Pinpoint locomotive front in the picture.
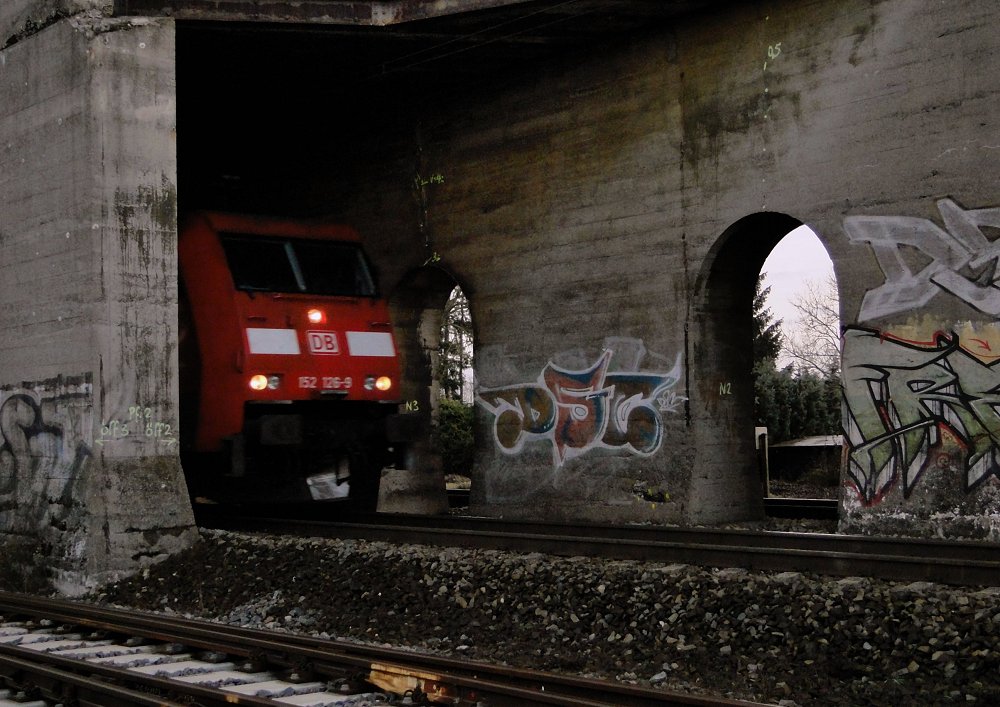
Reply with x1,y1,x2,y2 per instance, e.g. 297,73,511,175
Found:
179,212,405,507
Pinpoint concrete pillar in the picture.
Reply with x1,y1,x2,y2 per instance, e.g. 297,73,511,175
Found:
0,14,197,594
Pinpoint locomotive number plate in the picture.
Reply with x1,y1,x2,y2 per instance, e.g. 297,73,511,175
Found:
298,376,353,390
307,330,340,354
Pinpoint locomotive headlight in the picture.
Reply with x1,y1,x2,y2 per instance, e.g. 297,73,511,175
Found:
250,374,281,391
364,375,392,391
307,308,325,324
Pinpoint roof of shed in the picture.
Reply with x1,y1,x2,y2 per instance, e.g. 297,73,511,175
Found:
770,435,844,449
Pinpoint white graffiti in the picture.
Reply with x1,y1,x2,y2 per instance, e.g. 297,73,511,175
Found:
95,404,176,448
845,198,1000,321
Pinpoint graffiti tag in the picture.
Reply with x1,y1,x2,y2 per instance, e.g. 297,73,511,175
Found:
477,346,685,467
843,327,1000,504
0,377,92,526
845,198,1000,321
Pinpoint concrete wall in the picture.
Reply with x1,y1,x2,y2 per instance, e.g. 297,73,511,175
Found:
4,0,998,558
1,0,103,47
0,12,197,593
326,0,1000,535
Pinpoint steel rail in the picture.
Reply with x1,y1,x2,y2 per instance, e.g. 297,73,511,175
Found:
0,645,276,707
195,505,1000,586
759,497,838,519
448,490,839,519
0,592,771,707
0,650,188,707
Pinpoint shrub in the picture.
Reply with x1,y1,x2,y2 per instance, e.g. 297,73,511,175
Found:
434,398,475,477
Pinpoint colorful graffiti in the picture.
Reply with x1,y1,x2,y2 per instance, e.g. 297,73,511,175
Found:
845,198,1000,321
843,327,1000,504
0,377,93,526
476,340,685,467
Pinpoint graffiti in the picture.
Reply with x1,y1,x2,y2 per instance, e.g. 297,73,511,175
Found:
476,340,686,467
0,377,93,526
843,327,1000,505
763,41,782,71
95,404,176,448
845,198,1000,321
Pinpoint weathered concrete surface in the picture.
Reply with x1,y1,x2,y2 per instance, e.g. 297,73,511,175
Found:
0,14,197,593
377,467,449,515
4,0,999,554
317,0,1000,534
0,0,102,48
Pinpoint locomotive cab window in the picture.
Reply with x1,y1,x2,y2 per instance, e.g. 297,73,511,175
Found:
221,234,377,297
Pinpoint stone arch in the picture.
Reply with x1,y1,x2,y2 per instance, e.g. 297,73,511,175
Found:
388,265,474,505
389,266,470,416
689,212,838,523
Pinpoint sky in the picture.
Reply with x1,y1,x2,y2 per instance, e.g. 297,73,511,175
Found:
761,224,836,363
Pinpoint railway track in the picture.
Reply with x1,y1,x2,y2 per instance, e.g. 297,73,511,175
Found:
0,592,768,707
195,503,1000,586
448,491,839,519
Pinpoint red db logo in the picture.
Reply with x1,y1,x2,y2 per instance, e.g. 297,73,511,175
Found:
307,331,340,354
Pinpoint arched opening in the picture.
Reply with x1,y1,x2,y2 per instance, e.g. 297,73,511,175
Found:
691,212,830,523
759,226,842,500
387,267,475,511
437,286,476,497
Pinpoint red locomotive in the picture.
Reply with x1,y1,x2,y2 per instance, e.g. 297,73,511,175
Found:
178,211,405,506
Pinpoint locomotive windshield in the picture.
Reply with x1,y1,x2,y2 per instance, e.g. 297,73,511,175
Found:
221,234,377,297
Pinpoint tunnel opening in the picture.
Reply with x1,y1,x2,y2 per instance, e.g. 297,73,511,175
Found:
388,268,475,509
758,226,842,501
691,212,841,523
437,285,475,496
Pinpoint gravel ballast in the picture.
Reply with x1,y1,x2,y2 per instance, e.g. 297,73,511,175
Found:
88,528,1000,706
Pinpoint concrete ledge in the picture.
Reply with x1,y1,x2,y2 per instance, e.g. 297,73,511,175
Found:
377,468,449,515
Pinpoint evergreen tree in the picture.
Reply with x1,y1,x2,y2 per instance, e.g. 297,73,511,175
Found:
754,362,841,444
434,287,476,477
822,370,843,432
753,273,783,367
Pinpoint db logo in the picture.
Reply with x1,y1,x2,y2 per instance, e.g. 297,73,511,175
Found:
307,331,340,354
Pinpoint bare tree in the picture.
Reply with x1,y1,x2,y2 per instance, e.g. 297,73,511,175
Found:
783,275,841,377
438,286,473,402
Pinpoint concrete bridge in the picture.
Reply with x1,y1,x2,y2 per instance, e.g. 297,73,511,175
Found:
3,0,999,592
